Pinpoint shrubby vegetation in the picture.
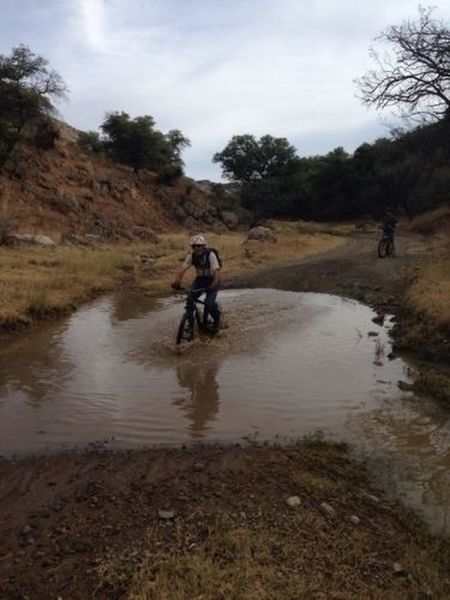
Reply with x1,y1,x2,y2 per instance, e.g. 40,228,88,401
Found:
78,112,191,178
0,45,66,169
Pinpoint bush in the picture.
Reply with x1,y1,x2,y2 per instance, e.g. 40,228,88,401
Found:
0,213,17,245
156,163,183,184
33,119,60,150
78,131,105,155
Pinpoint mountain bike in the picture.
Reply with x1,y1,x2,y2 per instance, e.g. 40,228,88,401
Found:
378,233,395,258
174,288,217,345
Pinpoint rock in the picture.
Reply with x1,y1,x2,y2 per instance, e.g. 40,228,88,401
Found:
286,496,301,508
392,562,407,576
416,417,431,426
84,234,101,244
50,192,80,214
61,231,88,246
158,509,176,520
349,515,360,525
397,380,415,392
320,502,336,518
366,494,380,503
193,462,206,472
11,233,56,246
247,226,277,243
221,210,240,230
373,360,383,367
368,331,379,337
21,525,33,536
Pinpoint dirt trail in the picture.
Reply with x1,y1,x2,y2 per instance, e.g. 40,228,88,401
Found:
225,232,426,313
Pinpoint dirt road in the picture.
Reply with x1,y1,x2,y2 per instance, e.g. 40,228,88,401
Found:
226,232,425,312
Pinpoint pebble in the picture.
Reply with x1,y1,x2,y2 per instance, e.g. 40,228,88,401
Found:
393,562,406,575
193,462,206,472
349,515,360,525
21,525,33,536
286,496,301,508
366,494,380,503
320,502,336,518
158,510,176,520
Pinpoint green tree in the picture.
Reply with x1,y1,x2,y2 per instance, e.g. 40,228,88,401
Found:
0,45,67,168
356,8,450,123
213,134,298,182
100,112,190,175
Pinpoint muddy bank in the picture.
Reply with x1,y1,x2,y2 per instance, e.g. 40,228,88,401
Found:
1,441,449,600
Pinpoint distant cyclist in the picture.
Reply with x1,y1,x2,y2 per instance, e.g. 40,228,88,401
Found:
381,210,398,256
171,234,221,332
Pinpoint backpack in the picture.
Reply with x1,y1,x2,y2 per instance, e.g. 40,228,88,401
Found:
192,248,222,270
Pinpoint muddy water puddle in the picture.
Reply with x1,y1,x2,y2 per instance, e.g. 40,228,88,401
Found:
0,289,449,533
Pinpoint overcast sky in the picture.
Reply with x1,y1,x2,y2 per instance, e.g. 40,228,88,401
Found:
1,1,450,180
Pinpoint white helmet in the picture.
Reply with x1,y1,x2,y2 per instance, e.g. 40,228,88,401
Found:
190,234,207,246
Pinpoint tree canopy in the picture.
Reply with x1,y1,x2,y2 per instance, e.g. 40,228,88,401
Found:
212,134,298,182
95,112,190,176
356,8,450,123
0,45,67,167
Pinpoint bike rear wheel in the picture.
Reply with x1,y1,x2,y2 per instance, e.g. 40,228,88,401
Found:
378,238,389,258
176,313,195,345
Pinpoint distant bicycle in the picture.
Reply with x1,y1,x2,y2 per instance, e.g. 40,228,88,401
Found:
378,232,395,258
174,288,218,345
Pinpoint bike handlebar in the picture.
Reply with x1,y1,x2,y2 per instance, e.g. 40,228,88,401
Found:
172,286,209,296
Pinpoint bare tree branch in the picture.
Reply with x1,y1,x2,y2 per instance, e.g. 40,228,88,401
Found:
356,7,450,123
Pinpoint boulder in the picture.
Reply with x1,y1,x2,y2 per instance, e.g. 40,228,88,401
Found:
247,226,277,243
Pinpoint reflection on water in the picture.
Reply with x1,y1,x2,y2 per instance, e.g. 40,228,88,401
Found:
0,289,449,534
174,360,220,440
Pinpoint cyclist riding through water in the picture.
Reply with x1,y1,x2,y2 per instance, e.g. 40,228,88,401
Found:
171,235,221,332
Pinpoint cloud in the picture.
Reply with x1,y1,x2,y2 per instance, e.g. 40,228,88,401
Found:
2,0,450,179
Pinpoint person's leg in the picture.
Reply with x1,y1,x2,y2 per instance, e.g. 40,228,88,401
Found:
205,288,221,330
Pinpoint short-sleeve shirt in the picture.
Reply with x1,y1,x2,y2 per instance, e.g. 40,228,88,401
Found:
183,249,220,277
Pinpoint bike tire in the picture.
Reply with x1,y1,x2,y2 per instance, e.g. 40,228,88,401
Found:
176,313,195,345
378,239,388,258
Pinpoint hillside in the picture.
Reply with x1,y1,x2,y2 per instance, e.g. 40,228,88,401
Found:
0,122,240,243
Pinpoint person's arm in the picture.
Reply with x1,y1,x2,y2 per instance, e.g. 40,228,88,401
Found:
208,252,220,290
171,254,191,289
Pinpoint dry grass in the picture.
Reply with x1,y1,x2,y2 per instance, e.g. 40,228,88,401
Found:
0,226,344,324
90,442,450,600
143,224,344,293
0,245,133,320
405,206,450,327
407,257,450,326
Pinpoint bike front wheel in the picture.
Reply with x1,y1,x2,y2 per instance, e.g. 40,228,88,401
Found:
176,313,195,345
378,238,389,258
